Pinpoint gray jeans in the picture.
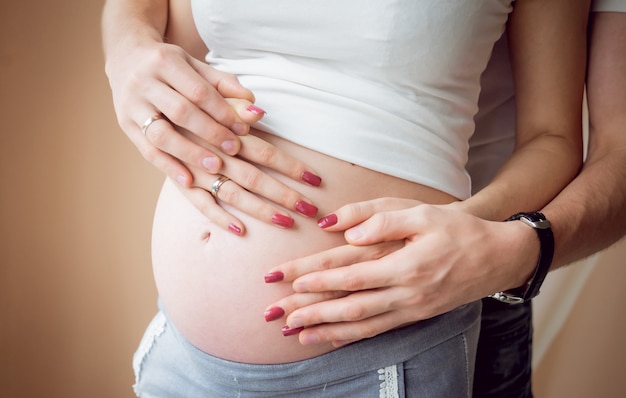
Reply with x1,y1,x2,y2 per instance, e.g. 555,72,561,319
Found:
133,301,481,397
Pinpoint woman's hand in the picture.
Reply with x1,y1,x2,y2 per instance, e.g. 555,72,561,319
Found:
105,37,256,179
179,130,323,233
264,199,537,346
105,36,322,234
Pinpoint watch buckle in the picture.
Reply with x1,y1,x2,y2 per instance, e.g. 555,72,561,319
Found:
488,291,525,305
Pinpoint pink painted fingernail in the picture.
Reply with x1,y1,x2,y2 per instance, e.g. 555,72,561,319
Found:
301,171,322,187
228,224,242,235
295,201,318,218
272,214,294,228
246,105,266,115
317,214,338,228
264,307,285,322
282,325,304,337
264,271,284,283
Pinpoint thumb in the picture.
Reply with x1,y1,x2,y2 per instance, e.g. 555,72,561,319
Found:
190,57,255,101
210,69,256,102
345,208,424,245
225,98,266,124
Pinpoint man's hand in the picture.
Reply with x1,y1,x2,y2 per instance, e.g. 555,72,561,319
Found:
265,199,537,346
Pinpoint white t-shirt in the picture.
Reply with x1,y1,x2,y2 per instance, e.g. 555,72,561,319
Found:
192,0,514,200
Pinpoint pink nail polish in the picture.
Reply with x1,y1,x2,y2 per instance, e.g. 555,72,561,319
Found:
295,201,318,218
264,271,284,283
264,307,285,322
301,171,322,187
317,214,338,228
272,214,294,228
282,325,304,337
228,224,242,235
246,105,266,115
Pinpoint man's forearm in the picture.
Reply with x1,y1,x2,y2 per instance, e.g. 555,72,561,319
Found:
545,148,626,268
544,12,626,269
102,0,168,62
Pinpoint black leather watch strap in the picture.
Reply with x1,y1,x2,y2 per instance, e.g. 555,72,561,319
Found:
489,212,555,304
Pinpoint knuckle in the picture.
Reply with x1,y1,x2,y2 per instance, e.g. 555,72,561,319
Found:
209,101,236,126
344,202,364,219
369,212,392,232
343,200,375,221
167,99,190,123
366,244,389,261
152,46,170,64
196,199,216,216
141,146,160,164
241,170,263,191
256,143,279,166
323,291,344,300
414,203,433,220
217,184,239,204
316,329,337,343
315,255,335,271
363,325,382,339
399,266,422,286
343,273,366,291
342,301,367,321
189,82,211,104
282,190,302,209
249,202,276,221
146,124,168,147
402,293,430,315
126,71,143,92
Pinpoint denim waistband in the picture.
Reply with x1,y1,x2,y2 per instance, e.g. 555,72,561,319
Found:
159,299,481,392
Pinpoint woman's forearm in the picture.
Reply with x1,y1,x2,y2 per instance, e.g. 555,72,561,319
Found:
459,0,589,222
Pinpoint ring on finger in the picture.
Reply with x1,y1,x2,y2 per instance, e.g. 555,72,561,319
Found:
141,113,163,136
211,175,230,198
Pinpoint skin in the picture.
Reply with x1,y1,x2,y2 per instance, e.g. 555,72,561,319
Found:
102,0,324,235
266,9,626,347
103,0,592,351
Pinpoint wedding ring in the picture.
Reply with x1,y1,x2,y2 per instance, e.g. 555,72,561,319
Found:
141,113,163,136
211,175,230,198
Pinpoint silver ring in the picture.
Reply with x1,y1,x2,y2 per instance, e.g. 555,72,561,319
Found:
141,113,163,136
210,175,230,198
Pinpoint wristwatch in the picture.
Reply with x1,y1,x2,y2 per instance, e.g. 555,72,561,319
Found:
489,212,555,304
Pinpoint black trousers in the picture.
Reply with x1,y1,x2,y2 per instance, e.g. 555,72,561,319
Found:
473,298,534,398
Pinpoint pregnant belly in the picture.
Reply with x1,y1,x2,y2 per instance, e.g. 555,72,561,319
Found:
151,132,458,364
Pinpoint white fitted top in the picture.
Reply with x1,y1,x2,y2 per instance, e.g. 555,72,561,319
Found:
191,0,513,199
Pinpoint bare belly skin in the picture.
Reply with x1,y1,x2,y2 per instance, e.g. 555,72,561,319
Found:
151,130,458,364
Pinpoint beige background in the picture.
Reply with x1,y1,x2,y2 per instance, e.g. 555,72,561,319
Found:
0,1,624,397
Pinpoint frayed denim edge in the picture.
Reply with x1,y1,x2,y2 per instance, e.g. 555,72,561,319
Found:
132,312,167,397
